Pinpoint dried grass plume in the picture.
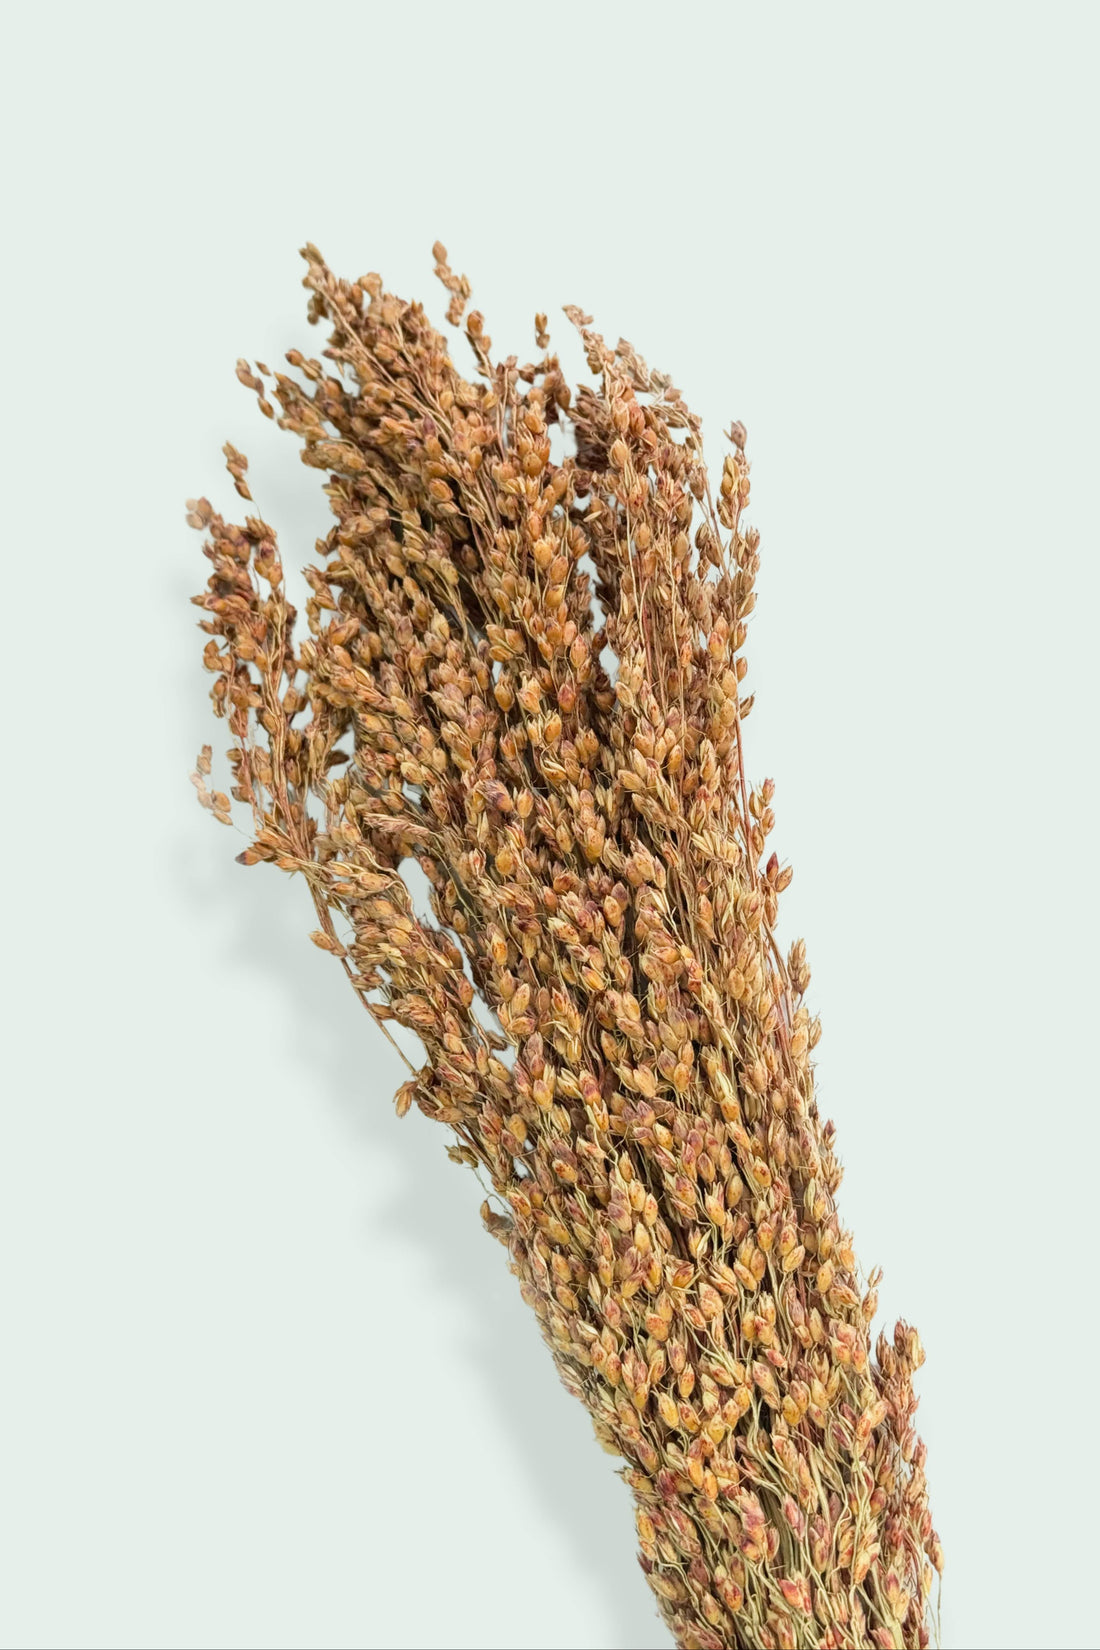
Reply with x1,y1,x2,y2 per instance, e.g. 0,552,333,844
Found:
188,242,942,1650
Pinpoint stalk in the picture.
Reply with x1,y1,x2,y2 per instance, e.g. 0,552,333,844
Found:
189,242,942,1650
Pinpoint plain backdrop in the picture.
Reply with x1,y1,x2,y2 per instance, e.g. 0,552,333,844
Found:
3,5,1098,1648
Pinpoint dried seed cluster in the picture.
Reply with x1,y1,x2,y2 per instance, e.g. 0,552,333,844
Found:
189,243,941,1650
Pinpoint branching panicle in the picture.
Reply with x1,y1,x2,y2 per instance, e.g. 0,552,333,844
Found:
189,244,941,1650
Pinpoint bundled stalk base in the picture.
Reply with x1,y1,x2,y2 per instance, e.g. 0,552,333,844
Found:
189,243,942,1650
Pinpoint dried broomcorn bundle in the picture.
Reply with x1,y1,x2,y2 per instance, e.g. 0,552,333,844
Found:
189,243,942,1650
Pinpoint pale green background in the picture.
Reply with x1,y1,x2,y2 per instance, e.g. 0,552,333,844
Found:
3,4,1096,1647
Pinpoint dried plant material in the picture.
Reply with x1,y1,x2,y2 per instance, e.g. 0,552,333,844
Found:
189,242,941,1650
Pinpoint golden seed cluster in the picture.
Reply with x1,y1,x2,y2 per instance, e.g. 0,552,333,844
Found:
189,243,941,1650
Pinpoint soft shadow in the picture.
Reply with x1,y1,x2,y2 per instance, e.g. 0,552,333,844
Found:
169,416,668,1643
174,816,668,1650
